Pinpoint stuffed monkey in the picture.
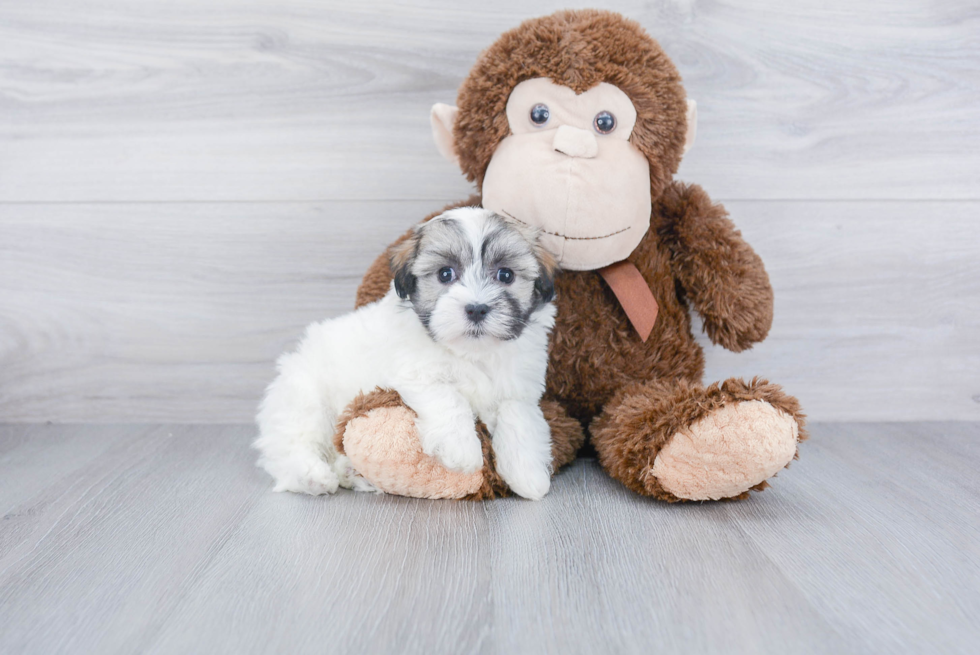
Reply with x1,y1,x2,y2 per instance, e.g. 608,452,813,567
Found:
336,9,806,501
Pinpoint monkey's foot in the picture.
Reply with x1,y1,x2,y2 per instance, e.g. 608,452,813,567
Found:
592,378,806,501
335,388,584,500
652,399,798,500
336,390,485,500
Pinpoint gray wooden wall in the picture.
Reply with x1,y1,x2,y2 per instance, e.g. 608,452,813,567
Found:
1,0,978,423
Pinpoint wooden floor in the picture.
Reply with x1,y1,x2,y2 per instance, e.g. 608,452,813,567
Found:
0,423,976,654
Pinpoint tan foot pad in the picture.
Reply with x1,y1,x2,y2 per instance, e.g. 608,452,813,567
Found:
651,400,799,501
343,406,483,500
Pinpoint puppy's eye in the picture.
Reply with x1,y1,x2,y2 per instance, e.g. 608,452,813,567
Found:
529,104,550,126
437,267,456,284
495,268,515,284
593,111,616,134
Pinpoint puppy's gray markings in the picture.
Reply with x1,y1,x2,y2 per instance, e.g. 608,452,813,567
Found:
391,211,556,341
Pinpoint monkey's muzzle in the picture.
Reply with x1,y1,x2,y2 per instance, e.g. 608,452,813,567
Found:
552,125,598,159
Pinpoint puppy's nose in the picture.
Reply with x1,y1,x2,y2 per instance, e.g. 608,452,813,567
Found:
553,125,598,158
465,303,491,323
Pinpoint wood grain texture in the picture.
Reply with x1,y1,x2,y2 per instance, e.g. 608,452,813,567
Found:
0,0,977,202
0,422,978,654
1,1,978,421
2,200,978,423
728,422,980,653
0,201,425,422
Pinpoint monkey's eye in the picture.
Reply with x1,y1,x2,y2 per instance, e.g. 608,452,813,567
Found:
529,104,550,126
438,267,457,284
593,111,616,134
495,268,515,284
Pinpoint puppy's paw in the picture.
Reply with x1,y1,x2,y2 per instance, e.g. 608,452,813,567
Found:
497,458,551,501
333,455,382,494
269,452,340,496
420,418,483,474
434,436,484,474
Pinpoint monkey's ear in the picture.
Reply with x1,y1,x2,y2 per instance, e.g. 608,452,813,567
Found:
430,103,460,165
683,99,697,154
389,232,420,300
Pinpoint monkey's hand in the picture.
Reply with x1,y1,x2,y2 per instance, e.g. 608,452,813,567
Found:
654,181,774,352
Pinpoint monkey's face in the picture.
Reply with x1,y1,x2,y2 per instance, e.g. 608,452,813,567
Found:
480,78,652,271
431,10,697,272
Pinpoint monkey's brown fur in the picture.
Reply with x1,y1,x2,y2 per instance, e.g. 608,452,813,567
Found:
348,10,806,501
453,10,688,200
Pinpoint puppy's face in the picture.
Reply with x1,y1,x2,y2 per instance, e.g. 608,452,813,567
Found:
389,207,557,343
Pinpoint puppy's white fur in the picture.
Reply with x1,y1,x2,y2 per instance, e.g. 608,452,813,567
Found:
254,208,556,500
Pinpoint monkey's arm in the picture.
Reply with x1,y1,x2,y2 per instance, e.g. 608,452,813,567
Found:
652,182,773,352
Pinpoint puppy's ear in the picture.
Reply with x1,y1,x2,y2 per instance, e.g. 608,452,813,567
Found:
497,212,558,304
532,243,558,305
389,230,421,300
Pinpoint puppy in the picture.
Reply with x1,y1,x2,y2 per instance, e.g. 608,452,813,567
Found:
254,207,559,500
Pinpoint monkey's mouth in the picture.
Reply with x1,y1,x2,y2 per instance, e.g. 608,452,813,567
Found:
500,210,631,241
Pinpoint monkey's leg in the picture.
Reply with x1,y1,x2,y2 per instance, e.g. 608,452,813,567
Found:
335,389,583,500
590,378,806,501
541,397,588,472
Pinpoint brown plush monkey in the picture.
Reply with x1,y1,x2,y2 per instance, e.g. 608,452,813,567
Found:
336,9,806,502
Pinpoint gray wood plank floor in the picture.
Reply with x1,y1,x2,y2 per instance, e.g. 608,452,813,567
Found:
0,423,977,654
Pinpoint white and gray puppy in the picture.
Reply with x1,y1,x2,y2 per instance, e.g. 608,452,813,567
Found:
254,207,558,500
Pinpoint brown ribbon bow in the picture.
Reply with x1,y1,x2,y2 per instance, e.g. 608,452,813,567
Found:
597,261,659,342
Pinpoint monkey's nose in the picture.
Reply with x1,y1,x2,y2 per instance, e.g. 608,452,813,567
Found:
465,303,490,323
553,125,598,158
